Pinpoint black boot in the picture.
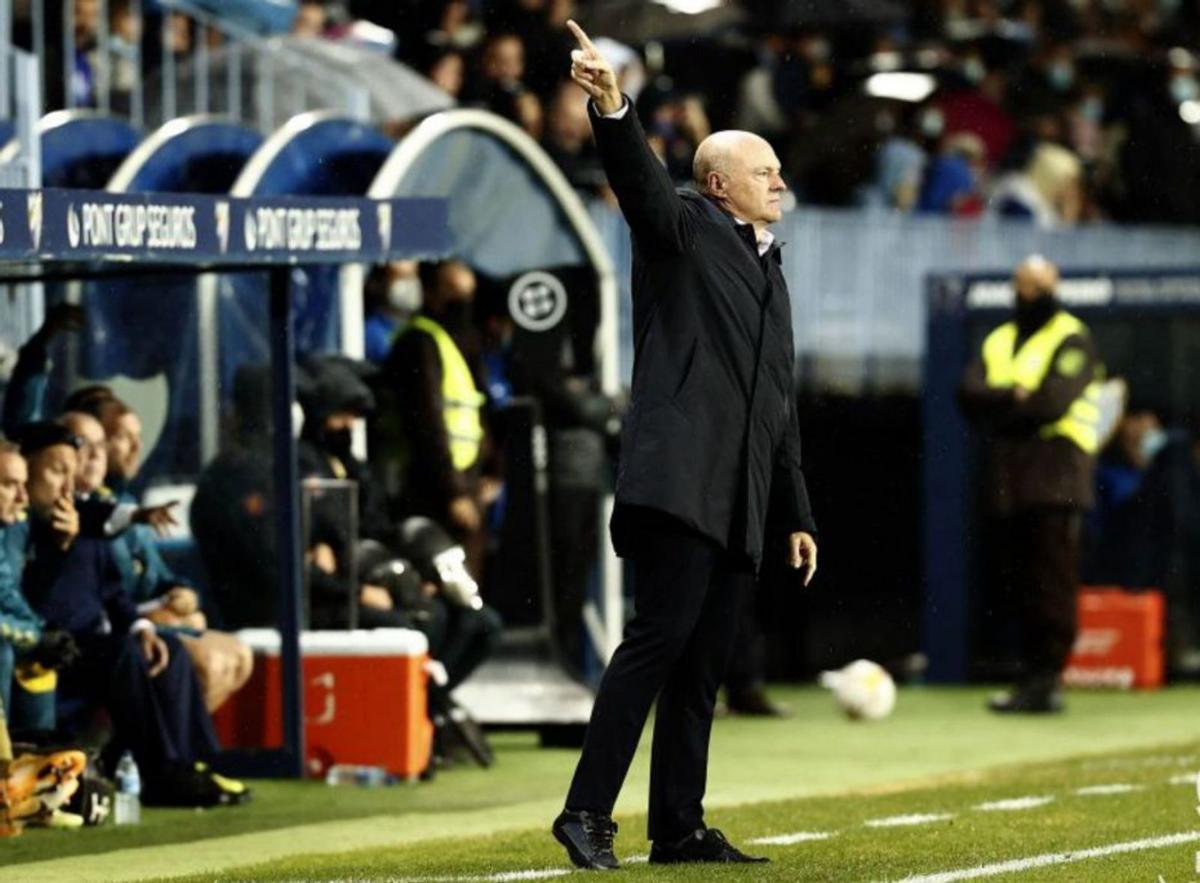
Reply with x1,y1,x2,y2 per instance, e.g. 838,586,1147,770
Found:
650,827,769,864
552,809,619,870
987,675,1064,714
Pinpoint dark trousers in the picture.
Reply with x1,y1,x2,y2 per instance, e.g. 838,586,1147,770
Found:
61,632,218,776
724,601,767,697
1001,508,1082,681
565,511,752,842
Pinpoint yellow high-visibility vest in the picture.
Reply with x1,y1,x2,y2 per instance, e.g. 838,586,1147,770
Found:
409,315,485,471
981,310,1103,455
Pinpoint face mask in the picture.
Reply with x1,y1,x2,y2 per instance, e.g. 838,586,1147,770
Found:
1081,96,1103,123
1015,292,1057,332
1048,61,1075,92
1140,427,1168,464
1170,75,1199,104
437,300,474,334
919,108,944,138
387,277,422,312
319,427,353,459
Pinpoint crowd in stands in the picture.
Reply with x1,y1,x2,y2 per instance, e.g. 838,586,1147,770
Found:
33,0,1200,226
331,0,1200,226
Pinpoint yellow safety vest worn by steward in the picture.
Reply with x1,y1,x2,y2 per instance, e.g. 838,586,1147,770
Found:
981,310,1103,455
408,315,485,471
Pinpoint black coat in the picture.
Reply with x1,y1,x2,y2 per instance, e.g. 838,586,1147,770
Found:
590,100,816,568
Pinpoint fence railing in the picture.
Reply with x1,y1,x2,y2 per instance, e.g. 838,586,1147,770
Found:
0,44,41,188
11,0,371,136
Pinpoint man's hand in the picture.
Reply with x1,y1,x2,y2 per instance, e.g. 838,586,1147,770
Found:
787,532,818,586
307,542,338,575
449,495,481,532
148,607,207,630
360,584,394,611
51,494,79,550
138,628,170,677
567,20,622,115
30,629,81,671
479,476,503,507
133,501,179,537
163,587,199,617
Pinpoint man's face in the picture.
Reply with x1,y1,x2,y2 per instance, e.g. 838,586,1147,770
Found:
324,412,357,433
441,262,476,301
0,452,29,525
720,138,787,227
1013,260,1057,304
430,53,464,97
27,445,77,517
548,87,590,149
105,411,143,480
483,36,524,86
63,413,107,494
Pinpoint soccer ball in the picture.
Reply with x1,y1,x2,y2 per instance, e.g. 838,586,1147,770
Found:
819,659,897,721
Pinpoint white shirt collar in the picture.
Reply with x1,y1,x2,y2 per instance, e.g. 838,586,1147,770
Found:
733,216,775,256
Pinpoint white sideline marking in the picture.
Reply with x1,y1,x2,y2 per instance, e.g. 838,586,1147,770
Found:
392,871,571,883
1074,783,1142,796
974,796,1054,812
865,813,954,828
750,831,835,846
882,830,1200,883
1168,772,1199,786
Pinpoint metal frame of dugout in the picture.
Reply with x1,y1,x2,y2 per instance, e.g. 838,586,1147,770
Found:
0,186,450,777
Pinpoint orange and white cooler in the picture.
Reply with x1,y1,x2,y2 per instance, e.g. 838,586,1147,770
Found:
212,628,432,779
1064,588,1164,689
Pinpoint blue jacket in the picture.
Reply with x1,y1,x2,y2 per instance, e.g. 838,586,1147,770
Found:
107,481,190,603
0,520,41,648
22,517,138,637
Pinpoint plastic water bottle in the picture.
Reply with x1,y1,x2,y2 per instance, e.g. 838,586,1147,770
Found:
113,751,142,825
324,764,395,787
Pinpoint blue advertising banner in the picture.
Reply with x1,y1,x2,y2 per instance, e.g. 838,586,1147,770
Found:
0,189,37,258
0,188,450,265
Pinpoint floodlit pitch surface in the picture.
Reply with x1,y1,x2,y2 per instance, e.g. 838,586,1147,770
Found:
8,686,1200,883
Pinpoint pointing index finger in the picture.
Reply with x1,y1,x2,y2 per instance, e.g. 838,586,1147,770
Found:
566,19,596,53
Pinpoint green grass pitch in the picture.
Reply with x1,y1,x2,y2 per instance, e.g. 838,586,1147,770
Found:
7,685,1200,882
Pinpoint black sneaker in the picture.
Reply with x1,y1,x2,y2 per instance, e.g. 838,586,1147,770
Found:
987,681,1064,714
726,686,790,718
143,761,252,807
433,706,494,769
649,827,768,864
552,809,619,870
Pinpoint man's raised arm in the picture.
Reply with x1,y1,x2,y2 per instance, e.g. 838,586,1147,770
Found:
567,20,690,253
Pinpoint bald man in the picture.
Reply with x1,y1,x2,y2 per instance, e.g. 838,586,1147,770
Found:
959,255,1106,714
551,22,817,869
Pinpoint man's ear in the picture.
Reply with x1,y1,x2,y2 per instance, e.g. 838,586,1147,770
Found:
706,172,724,195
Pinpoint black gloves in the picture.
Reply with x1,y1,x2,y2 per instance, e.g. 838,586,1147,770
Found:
29,629,82,671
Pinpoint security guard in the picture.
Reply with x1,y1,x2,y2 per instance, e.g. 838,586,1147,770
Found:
959,255,1105,713
380,260,490,575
